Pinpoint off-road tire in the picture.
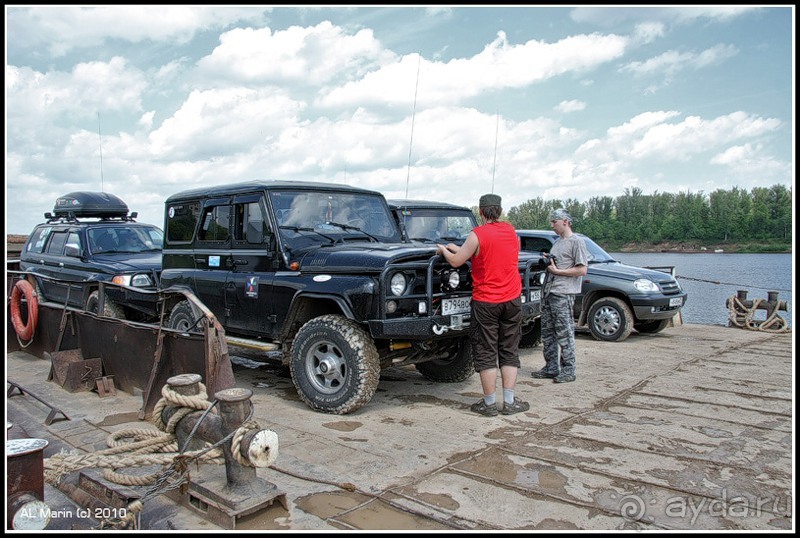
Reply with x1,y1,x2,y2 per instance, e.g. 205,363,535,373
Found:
290,314,380,414
520,319,542,348
635,319,671,334
414,338,474,382
587,297,633,342
86,290,126,319
168,300,202,334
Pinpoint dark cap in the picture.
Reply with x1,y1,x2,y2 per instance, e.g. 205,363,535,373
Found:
479,193,502,207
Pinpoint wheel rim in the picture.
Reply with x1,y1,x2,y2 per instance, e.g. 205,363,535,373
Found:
592,305,621,337
174,316,193,332
304,340,347,394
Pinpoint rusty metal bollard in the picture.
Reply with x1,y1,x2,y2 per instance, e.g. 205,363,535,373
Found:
727,290,789,330
7,438,51,530
159,374,285,528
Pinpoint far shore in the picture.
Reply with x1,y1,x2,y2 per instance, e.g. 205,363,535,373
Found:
611,241,791,254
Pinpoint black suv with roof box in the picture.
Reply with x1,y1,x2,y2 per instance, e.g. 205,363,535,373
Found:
19,192,163,319
389,198,548,347
518,229,687,342
159,180,483,414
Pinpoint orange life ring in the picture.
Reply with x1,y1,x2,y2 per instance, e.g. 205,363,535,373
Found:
10,279,38,341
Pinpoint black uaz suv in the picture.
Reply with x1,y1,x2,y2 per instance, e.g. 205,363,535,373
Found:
159,181,487,414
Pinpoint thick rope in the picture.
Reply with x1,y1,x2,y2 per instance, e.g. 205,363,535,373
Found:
43,382,224,530
230,420,261,467
727,296,791,333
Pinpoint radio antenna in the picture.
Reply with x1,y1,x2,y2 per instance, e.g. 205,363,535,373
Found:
491,111,499,193
405,55,421,198
97,112,105,191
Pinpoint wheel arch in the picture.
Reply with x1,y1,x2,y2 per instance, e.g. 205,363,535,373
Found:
281,292,356,341
577,288,634,326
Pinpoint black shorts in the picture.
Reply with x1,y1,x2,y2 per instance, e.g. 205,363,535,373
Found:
469,297,522,372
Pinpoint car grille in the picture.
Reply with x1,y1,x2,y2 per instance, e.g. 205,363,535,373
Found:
659,280,681,295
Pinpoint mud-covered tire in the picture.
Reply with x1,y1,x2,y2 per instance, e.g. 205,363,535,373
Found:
290,314,380,414
414,338,474,382
86,290,126,319
168,300,202,334
635,319,670,334
587,297,633,342
519,319,542,348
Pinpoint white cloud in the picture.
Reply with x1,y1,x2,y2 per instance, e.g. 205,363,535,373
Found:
554,100,586,113
7,6,270,56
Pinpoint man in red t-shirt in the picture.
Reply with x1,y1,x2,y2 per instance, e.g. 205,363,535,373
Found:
437,194,529,417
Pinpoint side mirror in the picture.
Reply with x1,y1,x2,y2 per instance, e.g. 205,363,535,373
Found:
64,244,81,258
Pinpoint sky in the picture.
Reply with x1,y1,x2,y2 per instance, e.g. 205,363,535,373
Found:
4,5,795,235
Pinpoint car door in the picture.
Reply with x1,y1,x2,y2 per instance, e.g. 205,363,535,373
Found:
224,194,277,336
192,197,233,322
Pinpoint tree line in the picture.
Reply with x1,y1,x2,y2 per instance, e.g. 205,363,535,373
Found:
493,184,792,252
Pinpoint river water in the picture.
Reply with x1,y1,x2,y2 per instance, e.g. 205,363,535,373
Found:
609,252,794,329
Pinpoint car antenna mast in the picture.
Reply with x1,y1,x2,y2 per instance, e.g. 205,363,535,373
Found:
405,54,421,199
97,112,105,192
491,111,499,193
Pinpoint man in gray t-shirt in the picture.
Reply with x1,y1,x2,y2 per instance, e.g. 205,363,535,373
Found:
532,209,588,383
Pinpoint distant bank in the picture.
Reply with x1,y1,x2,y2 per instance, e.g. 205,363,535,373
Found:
610,240,791,254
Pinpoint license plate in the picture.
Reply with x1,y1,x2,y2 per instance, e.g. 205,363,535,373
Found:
531,290,541,302
442,297,471,315
669,297,683,307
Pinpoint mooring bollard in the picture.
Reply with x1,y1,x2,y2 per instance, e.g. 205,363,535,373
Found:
726,290,789,332
7,438,51,530
159,374,285,528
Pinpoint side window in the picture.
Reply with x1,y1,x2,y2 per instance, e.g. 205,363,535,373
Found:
65,231,82,257
166,202,200,243
199,205,231,242
46,231,69,255
233,201,269,244
522,237,552,253
26,226,52,254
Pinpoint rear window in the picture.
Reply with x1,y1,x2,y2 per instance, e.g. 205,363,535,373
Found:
25,226,53,254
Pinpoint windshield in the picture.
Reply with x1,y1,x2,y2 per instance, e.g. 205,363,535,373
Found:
396,208,477,243
270,190,401,249
89,225,163,254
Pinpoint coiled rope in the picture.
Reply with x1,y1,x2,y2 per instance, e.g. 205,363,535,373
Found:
43,381,264,529
727,296,791,333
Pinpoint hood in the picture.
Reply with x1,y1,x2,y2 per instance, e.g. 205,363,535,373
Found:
588,261,675,283
295,242,440,272
90,252,163,273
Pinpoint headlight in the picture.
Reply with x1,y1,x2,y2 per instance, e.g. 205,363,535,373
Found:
112,274,153,287
390,273,407,296
446,270,460,290
536,272,547,285
130,274,153,287
633,278,659,292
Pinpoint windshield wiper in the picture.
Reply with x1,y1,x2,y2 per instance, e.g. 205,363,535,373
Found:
325,222,379,242
279,226,337,244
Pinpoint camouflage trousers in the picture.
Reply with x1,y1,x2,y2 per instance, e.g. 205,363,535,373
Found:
541,293,576,376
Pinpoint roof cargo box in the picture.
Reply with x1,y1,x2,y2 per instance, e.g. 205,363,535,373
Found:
53,191,129,218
